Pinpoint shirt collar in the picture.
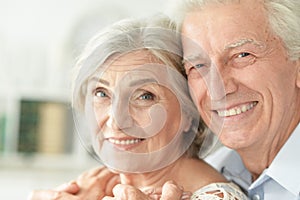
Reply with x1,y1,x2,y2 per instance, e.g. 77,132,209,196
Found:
265,123,300,196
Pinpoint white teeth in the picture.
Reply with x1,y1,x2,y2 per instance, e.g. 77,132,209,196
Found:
242,105,247,112
108,138,142,145
217,102,257,117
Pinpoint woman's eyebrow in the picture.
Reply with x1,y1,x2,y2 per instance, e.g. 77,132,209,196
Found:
89,77,110,86
129,78,157,87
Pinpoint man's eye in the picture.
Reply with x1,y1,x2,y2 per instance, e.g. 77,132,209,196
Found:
237,52,250,58
231,52,256,68
195,63,206,68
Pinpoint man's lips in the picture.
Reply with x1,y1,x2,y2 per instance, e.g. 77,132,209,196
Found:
107,138,145,145
214,101,258,117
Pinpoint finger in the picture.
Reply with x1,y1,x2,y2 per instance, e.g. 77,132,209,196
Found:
55,182,80,194
181,191,193,200
27,190,79,200
102,197,115,200
77,166,105,179
77,167,116,185
94,167,117,182
148,193,162,200
112,184,152,200
87,165,108,177
105,175,121,196
142,186,162,200
75,168,118,199
160,181,183,200
142,186,162,196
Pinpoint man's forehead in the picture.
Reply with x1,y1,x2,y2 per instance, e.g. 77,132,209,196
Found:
182,37,265,63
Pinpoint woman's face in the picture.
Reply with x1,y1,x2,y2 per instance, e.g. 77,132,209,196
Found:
86,50,182,154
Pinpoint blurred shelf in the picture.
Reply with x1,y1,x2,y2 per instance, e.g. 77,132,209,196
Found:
0,95,99,171
0,152,100,171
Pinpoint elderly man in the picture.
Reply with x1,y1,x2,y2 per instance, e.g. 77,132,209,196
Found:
178,0,300,199
28,1,300,199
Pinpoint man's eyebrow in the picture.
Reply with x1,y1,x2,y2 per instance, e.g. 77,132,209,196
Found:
183,39,265,65
129,78,157,87
225,38,262,49
182,54,206,65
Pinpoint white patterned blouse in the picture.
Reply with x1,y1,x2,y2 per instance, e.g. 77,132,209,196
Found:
191,182,248,200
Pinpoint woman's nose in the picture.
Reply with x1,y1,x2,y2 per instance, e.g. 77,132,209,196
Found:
106,108,119,130
106,107,133,130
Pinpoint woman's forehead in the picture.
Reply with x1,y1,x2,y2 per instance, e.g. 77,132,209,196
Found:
104,50,162,71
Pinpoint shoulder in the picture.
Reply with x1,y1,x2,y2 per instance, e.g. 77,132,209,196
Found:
191,182,248,200
182,158,227,182
204,146,241,171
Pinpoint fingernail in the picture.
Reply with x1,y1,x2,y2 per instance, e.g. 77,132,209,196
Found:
181,191,192,200
68,181,79,189
179,185,184,191
68,180,76,185
149,194,161,200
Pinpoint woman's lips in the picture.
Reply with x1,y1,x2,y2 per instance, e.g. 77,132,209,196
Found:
108,138,144,145
106,137,145,151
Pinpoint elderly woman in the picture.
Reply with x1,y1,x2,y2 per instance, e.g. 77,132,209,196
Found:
28,15,247,200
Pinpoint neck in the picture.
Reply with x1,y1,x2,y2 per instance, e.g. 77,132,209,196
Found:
113,156,226,192
238,121,299,181
117,157,185,190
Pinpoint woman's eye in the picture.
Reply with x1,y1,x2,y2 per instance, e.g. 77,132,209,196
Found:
95,90,107,97
131,91,156,107
92,88,111,107
139,92,154,100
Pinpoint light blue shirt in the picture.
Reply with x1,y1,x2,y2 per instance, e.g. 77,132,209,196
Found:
205,124,300,200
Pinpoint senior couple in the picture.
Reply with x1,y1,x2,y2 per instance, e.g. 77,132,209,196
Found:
29,0,300,199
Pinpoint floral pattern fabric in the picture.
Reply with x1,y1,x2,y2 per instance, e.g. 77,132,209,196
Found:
191,182,248,200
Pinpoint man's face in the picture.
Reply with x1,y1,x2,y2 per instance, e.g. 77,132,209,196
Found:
182,0,300,150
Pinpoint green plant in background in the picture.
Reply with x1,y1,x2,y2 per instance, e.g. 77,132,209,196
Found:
0,114,5,152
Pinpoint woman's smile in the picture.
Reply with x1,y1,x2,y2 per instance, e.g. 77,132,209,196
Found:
106,137,145,151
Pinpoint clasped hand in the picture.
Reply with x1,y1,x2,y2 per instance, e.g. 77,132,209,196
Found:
27,166,191,200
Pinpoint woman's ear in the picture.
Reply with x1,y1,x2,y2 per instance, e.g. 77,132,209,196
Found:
297,60,300,89
183,115,193,132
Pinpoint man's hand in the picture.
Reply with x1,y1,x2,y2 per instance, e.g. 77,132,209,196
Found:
102,180,191,200
75,166,120,198
27,182,80,200
27,166,119,200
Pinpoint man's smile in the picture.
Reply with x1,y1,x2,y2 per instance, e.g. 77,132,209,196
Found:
214,101,258,117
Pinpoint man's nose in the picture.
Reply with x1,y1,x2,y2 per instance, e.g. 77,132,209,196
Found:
206,61,238,101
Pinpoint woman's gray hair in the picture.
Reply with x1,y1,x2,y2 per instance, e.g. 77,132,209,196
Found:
72,14,209,159
72,15,183,110
168,0,300,60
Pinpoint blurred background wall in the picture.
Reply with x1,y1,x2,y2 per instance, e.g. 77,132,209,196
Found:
0,0,168,198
